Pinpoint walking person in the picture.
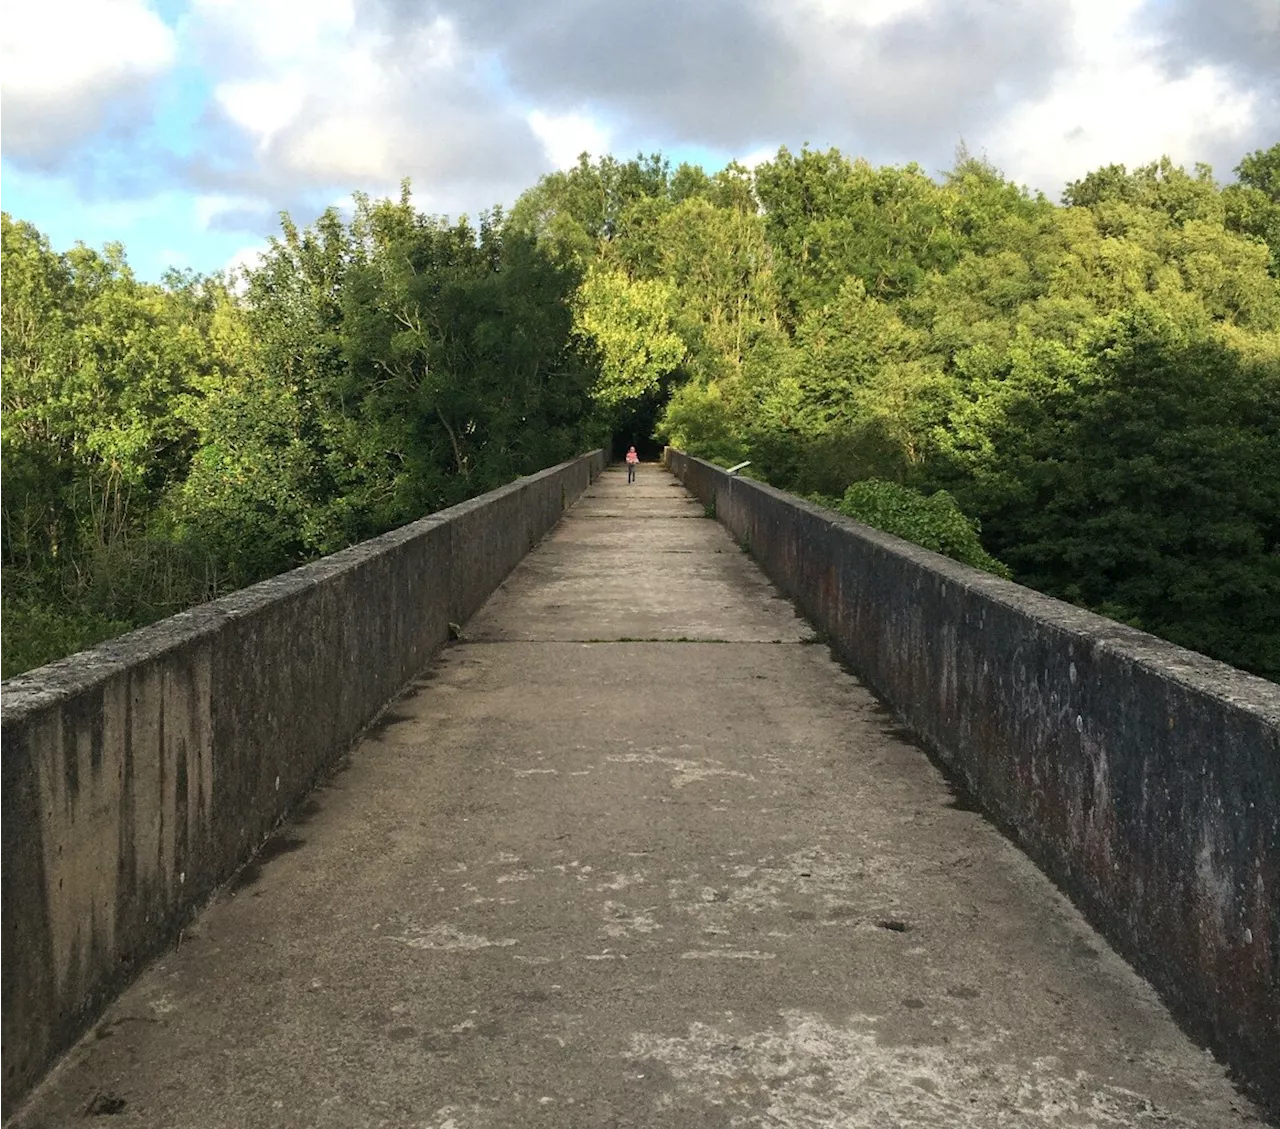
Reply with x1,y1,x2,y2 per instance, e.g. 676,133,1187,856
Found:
626,445,639,484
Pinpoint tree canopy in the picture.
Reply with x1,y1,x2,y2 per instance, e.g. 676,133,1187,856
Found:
1,196,605,675
5,143,1278,681
534,143,1280,679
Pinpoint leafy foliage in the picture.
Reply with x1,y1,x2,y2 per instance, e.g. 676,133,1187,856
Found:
575,266,685,407
7,141,1280,682
2,194,604,676
1,602,134,680
515,144,1280,681
821,479,1011,578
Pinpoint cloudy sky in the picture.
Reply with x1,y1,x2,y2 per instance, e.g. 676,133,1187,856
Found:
2,0,1276,280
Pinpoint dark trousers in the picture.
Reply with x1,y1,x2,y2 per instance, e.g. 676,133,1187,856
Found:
627,463,636,482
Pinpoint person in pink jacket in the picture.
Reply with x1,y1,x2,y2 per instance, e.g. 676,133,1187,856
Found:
625,446,639,483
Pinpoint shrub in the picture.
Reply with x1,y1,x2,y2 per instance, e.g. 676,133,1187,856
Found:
828,478,1011,578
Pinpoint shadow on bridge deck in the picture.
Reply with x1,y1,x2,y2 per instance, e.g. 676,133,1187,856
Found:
13,464,1267,1128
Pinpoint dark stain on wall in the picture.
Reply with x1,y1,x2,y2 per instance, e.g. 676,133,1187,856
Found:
1,726,52,1105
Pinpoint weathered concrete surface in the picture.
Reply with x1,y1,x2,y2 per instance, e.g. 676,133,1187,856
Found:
667,449,1280,1116
0,451,605,1115
11,465,1269,1128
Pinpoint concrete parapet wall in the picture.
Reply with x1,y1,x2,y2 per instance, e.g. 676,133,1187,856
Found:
0,450,606,1112
667,448,1280,1110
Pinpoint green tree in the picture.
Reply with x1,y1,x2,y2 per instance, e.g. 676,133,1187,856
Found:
1235,144,1280,201
956,307,1280,677
507,153,671,267
575,265,685,409
1224,144,1280,277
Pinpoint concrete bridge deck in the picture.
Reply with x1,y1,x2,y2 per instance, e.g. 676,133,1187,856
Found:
13,466,1265,1128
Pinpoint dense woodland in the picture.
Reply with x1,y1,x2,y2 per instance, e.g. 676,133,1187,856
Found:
4,144,1279,680
1,197,605,676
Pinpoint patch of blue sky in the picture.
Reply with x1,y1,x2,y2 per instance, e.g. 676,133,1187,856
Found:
660,143,739,173
1,160,258,282
0,26,270,281
150,62,218,162
648,141,784,174
149,0,189,25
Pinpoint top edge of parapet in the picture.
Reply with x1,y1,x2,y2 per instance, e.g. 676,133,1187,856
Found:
671,452,1280,727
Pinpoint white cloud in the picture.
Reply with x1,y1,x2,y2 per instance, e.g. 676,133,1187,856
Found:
528,110,612,170
986,0,1259,194
1,0,176,157
190,0,357,65
196,0,369,163
215,77,308,149
283,113,395,182
794,0,932,30
223,242,269,294
224,242,267,272
187,3,543,209
194,193,264,230
737,146,778,171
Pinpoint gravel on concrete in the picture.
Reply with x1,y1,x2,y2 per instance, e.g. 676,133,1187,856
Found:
11,464,1269,1128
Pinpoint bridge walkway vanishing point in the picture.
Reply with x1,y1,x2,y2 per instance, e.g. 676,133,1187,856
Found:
13,465,1268,1128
